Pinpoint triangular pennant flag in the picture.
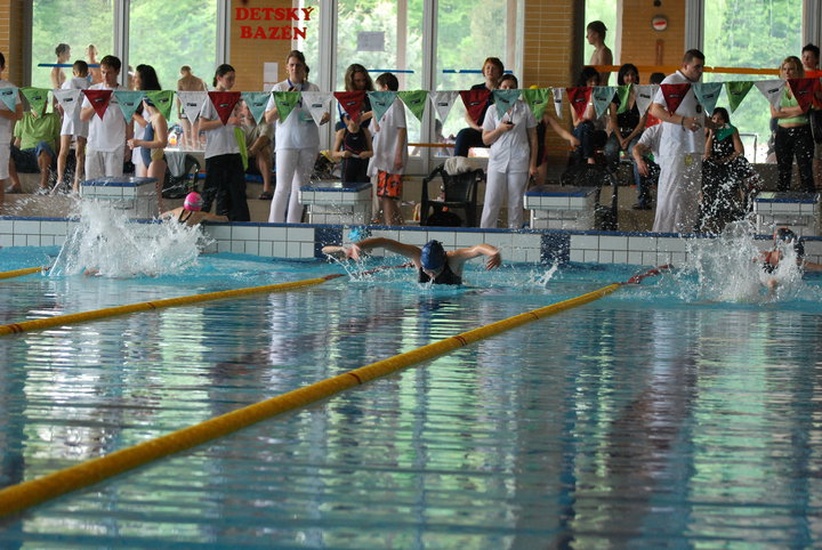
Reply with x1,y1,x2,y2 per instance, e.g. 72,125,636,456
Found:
241,91,271,124
53,88,82,118
177,91,208,123
397,90,428,122
301,91,333,126
634,85,658,115
83,89,113,119
660,82,691,114
208,91,241,125
592,86,617,119
430,90,459,123
614,85,631,114
692,82,723,115
565,86,592,120
333,90,366,121
788,78,820,112
492,89,522,119
552,87,564,117
459,88,491,125
368,91,397,122
0,86,19,112
113,90,145,121
521,88,550,121
272,91,301,123
754,79,786,111
21,87,50,114
725,81,754,113
145,90,175,120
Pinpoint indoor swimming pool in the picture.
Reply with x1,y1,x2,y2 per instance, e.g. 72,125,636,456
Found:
1,237,821,548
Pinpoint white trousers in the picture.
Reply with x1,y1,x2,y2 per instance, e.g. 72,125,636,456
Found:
652,152,701,234
269,147,317,223
480,169,529,229
85,149,125,180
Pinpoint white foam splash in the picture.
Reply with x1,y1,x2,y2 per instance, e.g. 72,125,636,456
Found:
49,200,208,278
680,221,805,303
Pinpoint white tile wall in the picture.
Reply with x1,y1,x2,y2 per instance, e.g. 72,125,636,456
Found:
3,216,821,267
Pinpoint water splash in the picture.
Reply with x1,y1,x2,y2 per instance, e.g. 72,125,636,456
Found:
679,221,805,303
49,200,209,278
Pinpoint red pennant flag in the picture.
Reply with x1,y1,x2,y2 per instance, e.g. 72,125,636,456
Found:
660,83,691,115
83,89,113,119
565,87,592,120
334,90,366,122
787,78,820,112
208,91,241,125
458,88,491,125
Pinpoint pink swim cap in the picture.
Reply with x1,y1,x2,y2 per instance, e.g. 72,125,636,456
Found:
183,192,203,212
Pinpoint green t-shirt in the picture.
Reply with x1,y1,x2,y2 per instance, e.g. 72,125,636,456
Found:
13,112,61,151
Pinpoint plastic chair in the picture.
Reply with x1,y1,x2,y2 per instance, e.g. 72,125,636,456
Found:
162,154,201,199
419,164,482,227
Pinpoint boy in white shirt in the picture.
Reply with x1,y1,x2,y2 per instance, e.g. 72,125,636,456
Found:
367,72,407,225
80,55,131,180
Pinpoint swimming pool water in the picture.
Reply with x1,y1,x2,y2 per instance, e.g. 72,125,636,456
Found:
1,250,821,548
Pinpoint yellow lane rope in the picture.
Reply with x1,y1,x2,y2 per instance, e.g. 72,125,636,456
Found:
0,273,344,337
0,266,47,280
0,282,620,518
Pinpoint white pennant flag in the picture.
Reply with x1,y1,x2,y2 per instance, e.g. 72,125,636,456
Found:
177,91,208,122
301,91,333,126
430,91,459,124
754,79,786,112
552,87,564,117
634,85,659,114
53,88,83,118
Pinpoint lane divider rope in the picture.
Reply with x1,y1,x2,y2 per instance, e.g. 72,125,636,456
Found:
0,273,344,337
0,266,48,280
0,281,622,518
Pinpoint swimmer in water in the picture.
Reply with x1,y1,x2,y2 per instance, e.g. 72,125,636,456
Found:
159,192,228,226
760,227,822,289
322,237,501,285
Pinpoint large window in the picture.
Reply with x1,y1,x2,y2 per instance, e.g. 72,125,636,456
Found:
128,0,218,101
703,0,804,162
31,0,218,129
30,0,114,89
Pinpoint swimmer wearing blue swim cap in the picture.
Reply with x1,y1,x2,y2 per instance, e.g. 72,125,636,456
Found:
322,237,501,285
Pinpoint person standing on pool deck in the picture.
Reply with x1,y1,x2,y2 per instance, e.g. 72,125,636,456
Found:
648,49,718,233
322,238,501,285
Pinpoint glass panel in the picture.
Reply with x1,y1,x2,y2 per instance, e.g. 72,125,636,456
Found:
30,0,115,90
129,0,218,130
333,0,425,158
583,1,618,69
435,0,513,158
703,0,804,162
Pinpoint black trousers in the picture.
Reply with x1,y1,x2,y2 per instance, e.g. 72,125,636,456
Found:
774,125,815,193
203,153,250,221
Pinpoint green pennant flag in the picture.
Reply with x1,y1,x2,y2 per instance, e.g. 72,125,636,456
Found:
145,90,175,120
520,88,550,120
397,90,428,122
724,81,754,114
273,91,301,122
615,85,631,114
21,87,50,115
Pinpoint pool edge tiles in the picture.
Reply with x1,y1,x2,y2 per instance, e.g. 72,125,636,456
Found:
2,215,822,266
